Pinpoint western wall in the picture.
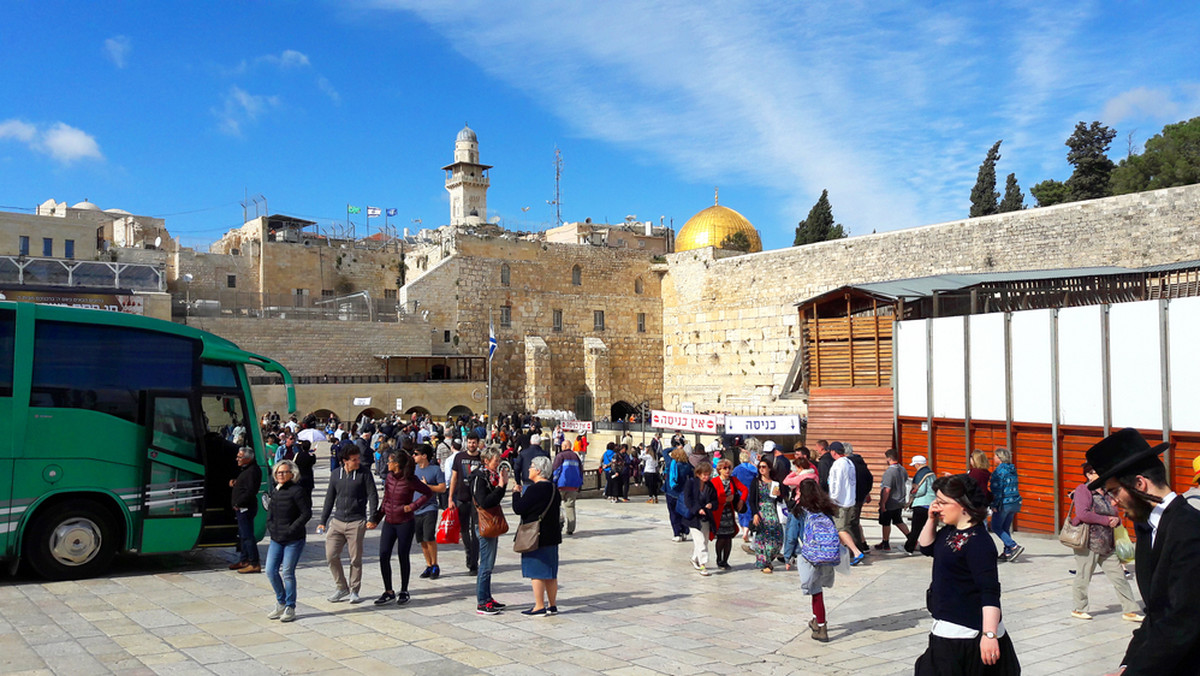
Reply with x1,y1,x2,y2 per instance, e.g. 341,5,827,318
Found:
660,184,1200,416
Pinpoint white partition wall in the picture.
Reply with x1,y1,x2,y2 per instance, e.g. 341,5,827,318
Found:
968,313,1006,421
931,316,966,419
1170,297,1200,432
1109,300,1163,430
896,319,928,418
1009,309,1053,425
1057,305,1105,427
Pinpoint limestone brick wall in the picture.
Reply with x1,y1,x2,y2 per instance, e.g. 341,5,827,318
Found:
0,212,99,259
186,316,433,378
400,234,664,415
250,381,484,421
169,248,260,298
258,241,403,303
661,184,1200,415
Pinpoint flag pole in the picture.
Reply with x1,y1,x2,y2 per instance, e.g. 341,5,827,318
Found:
487,309,493,424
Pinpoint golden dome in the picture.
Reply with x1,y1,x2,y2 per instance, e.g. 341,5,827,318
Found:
675,189,762,253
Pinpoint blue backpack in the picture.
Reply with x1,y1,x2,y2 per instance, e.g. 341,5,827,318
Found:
801,512,842,565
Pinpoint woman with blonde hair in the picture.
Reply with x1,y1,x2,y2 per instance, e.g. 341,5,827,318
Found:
967,450,991,505
265,458,311,623
664,446,694,542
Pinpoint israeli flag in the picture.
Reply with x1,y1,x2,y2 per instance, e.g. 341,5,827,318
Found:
489,320,497,361
367,206,382,218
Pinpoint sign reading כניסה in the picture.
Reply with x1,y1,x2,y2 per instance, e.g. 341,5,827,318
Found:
724,415,802,435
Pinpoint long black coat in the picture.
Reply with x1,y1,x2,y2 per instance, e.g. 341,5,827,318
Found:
682,474,717,530
1121,496,1200,675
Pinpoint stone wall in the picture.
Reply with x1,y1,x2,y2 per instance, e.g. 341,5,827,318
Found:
186,316,433,378
0,211,99,259
400,234,664,414
661,184,1200,415
250,381,484,422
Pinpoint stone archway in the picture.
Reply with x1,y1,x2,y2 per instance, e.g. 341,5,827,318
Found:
306,408,338,425
447,405,474,418
355,407,385,423
405,406,432,417
610,400,638,422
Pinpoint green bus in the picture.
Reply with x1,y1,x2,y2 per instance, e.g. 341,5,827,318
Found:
0,301,295,580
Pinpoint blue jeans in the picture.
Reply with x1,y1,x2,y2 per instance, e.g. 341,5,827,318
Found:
236,510,260,565
991,508,1018,551
266,539,305,608
782,512,803,561
476,527,498,604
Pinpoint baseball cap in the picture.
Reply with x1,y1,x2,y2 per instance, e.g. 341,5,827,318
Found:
910,455,927,466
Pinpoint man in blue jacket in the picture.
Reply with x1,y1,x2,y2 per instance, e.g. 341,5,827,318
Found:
552,440,584,535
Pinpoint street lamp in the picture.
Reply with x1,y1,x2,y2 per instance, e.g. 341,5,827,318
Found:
182,273,193,324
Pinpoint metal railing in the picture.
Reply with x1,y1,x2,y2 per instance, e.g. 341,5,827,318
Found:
0,256,164,291
248,373,485,386
172,291,398,322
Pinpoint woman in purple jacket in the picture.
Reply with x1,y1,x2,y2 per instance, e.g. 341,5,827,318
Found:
1069,462,1143,622
372,452,434,606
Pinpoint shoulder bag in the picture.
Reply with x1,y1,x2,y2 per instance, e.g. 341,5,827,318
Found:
513,485,556,553
1058,490,1088,548
474,475,510,539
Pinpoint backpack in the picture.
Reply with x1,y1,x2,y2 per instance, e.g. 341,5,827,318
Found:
801,512,842,565
668,460,688,492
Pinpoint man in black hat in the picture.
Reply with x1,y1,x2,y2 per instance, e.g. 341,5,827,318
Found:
1087,428,1200,676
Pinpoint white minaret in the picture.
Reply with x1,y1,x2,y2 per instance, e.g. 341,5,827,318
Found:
443,124,491,226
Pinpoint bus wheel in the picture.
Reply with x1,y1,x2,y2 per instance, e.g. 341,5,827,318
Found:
24,501,117,581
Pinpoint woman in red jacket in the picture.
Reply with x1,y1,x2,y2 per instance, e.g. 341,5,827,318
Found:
711,459,748,570
372,451,434,606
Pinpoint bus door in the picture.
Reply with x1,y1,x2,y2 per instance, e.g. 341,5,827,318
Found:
139,393,205,553
0,309,15,557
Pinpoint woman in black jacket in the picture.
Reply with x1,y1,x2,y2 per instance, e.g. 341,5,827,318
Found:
682,463,717,576
511,455,563,615
265,458,312,623
471,446,509,615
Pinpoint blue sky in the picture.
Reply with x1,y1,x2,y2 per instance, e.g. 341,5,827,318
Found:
2,2,1198,251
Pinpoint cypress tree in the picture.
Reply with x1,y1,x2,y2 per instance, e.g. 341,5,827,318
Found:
969,140,1002,217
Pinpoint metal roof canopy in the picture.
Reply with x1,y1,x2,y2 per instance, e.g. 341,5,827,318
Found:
794,259,1200,319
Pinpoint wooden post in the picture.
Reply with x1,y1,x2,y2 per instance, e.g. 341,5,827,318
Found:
873,298,882,387
811,306,821,389
846,294,855,388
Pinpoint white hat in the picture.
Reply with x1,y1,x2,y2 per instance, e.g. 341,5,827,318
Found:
910,455,927,466
763,441,777,454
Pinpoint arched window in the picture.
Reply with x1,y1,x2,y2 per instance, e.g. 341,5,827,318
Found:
500,263,510,287
571,265,582,286
634,277,644,294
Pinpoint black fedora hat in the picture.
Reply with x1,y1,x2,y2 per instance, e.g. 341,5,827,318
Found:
1086,428,1170,490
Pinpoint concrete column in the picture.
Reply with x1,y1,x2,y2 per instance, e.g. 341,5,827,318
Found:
524,336,552,413
584,337,612,419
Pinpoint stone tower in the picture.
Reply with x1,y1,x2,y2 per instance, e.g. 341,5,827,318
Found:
443,124,492,226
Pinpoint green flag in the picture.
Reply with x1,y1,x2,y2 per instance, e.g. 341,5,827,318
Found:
348,205,361,214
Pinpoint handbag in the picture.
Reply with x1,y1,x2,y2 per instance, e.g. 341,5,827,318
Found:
513,485,556,553
473,475,510,539
436,506,461,545
1058,493,1087,548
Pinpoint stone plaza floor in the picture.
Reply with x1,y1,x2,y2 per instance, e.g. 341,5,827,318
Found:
1,475,1141,675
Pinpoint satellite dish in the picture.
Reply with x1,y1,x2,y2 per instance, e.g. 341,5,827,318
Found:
154,236,162,248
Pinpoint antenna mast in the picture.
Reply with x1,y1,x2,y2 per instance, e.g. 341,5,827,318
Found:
548,146,563,227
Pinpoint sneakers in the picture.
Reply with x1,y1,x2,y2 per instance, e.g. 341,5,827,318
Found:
267,603,285,620
1071,610,1093,620
520,607,547,616
396,592,410,606
997,552,1010,563
672,535,684,542
698,565,711,577
430,565,441,580
374,591,396,605
327,588,350,603
690,557,702,571
476,601,502,615
419,567,433,579
349,591,363,604
873,542,891,551
489,599,507,609
850,552,866,566
1007,545,1025,563
280,606,296,622
238,564,261,574
1122,612,1145,623
546,605,558,615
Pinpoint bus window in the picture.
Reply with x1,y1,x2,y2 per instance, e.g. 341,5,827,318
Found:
31,322,196,423
201,363,239,389
201,394,249,446
0,310,13,396
150,396,199,461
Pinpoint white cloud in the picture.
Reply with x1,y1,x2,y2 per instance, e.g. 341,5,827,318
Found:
317,76,341,104
0,119,103,164
1102,87,1182,125
261,49,311,69
40,123,104,163
214,86,281,136
0,119,37,143
104,35,131,68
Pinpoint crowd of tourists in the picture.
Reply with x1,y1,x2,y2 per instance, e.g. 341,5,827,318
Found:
236,413,1200,675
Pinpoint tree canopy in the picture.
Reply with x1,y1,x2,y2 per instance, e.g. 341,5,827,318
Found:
1064,121,1117,201
719,231,752,252
969,141,1002,217
1110,116,1200,195
794,190,847,246
998,173,1025,212
1030,179,1068,207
